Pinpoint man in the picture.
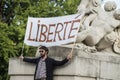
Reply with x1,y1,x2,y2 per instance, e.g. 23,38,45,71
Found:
19,46,72,80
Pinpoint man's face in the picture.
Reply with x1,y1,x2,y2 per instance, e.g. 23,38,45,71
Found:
39,49,47,58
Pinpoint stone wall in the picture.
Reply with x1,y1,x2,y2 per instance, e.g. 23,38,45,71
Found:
9,46,120,80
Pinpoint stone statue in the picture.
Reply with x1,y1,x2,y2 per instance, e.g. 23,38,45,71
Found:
95,1,119,51
104,1,117,12
76,0,120,53
77,0,101,13
77,0,101,31
113,27,120,54
96,8,120,53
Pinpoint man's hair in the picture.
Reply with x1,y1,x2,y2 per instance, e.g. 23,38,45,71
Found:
39,46,49,54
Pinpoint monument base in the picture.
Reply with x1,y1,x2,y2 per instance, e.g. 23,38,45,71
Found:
9,45,120,80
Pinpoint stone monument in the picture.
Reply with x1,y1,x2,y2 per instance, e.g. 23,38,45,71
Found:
9,0,120,80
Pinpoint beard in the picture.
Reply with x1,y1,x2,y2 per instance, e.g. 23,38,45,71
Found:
40,53,46,58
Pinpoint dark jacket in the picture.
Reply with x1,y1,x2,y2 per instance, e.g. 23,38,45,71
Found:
23,57,69,80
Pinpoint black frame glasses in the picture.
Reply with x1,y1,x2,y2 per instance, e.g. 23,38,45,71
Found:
39,51,44,53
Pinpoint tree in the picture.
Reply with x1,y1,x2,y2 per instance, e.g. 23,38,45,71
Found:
0,0,81,80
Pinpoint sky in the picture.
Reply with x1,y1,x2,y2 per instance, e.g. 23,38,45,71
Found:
102,0,120,9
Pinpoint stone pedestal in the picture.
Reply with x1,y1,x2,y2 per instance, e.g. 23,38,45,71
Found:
9,45,120,80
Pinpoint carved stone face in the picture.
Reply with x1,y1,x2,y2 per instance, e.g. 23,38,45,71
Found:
104,1,117,11
114,9,120,20
92,0,101,7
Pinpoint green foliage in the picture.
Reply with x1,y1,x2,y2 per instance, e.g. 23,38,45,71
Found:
0,0,81,80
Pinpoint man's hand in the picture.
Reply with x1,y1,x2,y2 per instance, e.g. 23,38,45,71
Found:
67,52,72,60
19,54,24,60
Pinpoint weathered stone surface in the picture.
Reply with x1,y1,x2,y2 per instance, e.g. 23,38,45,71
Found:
54,76,95,80
10,76,33,80
9,58,35,75
10,76,96,80
100,61,120,80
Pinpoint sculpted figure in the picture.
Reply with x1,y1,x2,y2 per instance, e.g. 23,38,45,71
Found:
104,1,117,12
77,0,101,30
96,8,120,53
76,1,120,50
77,0,101,13
96,26,120,52
113,27,120,54
95,1,118,51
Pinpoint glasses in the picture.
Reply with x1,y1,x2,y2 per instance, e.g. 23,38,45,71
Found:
39,50,44,53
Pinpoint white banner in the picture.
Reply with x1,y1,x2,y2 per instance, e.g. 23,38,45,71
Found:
24,13,84,47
